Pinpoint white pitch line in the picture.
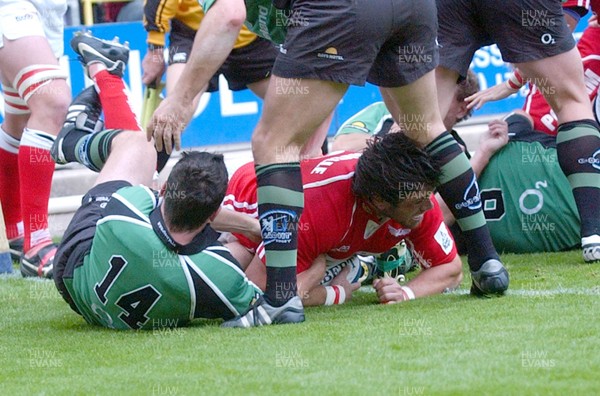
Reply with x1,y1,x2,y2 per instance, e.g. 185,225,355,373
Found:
358,285,600,296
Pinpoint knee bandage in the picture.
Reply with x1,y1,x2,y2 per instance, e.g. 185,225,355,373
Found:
12,64,67,103
2,84,30,115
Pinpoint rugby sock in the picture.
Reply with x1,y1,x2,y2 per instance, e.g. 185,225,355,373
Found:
93,70,140,130
73,129,124,172
19,128,55,252
557,120,600,238
426,131,499,271
0,126,23,239
256,162,304,306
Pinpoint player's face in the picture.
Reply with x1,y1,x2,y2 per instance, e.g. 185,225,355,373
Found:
377,191,435,229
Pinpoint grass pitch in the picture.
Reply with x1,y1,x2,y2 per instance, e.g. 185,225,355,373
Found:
1,250,600,395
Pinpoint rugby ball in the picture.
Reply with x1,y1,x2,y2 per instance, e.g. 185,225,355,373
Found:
320,256,368,286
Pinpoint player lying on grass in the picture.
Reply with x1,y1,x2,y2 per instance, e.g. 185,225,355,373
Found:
435,0,600,264
222,133,463,306
331,95,594,255
51,33,294,329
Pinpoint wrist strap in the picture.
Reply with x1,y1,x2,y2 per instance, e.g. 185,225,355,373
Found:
324,285,347,305
400,285,415,301
505,70,524,91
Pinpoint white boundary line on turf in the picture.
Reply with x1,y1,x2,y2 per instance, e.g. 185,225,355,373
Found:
358,285,600,296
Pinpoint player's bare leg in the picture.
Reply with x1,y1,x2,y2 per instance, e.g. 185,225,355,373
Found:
222,77,347,327
389,69,508,295
517,48,600,262
0,32,70,278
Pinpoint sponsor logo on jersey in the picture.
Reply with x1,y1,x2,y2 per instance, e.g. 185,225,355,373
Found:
387,225,411,238
260,209,297,245
454,174,482,211
317,47,344,61
434,223,453,255
15,13,34,22
331,245,351,253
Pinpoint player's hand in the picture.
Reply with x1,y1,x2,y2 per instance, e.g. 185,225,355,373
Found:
465,81,518,110
141,49,166,86
479,119,509,157
331,265,362,302
373,277,410,304
146,96,194,154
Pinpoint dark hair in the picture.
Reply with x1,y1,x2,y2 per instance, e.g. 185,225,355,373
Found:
163,151,228,232
456,69,480,123
352,133,441,206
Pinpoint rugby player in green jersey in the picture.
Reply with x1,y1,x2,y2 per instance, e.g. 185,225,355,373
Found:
51,33,296,329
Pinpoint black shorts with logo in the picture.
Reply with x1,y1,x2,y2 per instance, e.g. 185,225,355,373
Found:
437,0,575,78
273,0,439,87
169,20,277,91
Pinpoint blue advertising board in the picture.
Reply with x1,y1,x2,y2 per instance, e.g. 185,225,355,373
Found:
0,17,589,147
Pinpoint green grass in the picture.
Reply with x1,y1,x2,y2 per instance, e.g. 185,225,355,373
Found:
1,250,600,395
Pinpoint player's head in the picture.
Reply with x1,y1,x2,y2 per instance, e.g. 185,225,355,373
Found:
352,133,441,228
162,151,228,232
445,69,480,129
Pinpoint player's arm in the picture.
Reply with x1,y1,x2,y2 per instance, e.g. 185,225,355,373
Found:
211,208,261,243
142,0,179,85
298,257,361,306
147,0,246,153
373,255,462,303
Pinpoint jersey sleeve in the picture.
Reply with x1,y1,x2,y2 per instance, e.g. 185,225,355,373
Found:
334,102,392,137
144,0,181,46
405,197,457,269
222,162,260,251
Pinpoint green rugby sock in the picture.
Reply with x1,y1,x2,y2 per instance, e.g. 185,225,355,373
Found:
426,132,498,271
256,162,304,306
75,129,124,172
557,120,600,237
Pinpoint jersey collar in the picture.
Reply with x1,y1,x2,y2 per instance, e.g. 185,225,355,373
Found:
149,205,220,255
